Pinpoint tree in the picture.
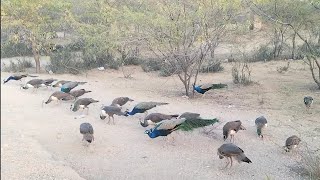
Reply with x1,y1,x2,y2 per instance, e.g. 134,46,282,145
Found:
140,0,235,96
1,0,70,73
245,0,320,89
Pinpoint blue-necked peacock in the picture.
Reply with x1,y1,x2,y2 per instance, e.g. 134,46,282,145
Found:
193,83,227,95
144,117,219,139
126,102,169,116
3,74,38,84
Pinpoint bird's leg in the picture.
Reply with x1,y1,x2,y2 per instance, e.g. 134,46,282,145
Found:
86,107,89,115
202,93,206,99
112,116,115,125
224,158,230,169
230,157,233,168
107,116,111,124
232,135,235,143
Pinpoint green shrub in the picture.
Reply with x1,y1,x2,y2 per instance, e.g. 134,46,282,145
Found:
252,45,274,62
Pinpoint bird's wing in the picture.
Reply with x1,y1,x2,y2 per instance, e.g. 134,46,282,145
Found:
222,144,244,155
154,119,185,130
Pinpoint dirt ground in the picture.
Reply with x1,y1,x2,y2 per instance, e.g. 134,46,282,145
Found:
1,60,320,180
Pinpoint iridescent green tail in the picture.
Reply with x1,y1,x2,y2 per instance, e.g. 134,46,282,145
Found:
177,118,219,131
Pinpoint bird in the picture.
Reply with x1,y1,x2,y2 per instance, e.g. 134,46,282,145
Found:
21,79,47,90
144,117,219,139
223,120,246,142
140,113,179,127
43,78,58,87
52,80,71,88
193,83,228,95
179,112,201,119
44,91,75,105
304,96,313,112
100,105,129,124
217,143,252,168
61,81,87,93
126,102,169,116
70,98,99,114
111,97,134,107
69,89,92,99
3,74,38,84
255,116,268,138
284,135,301,152
80,123,94,144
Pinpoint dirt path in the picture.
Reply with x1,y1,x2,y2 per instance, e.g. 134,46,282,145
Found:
1,60,319,179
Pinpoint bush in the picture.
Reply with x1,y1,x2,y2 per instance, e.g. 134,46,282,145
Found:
200,61,224,73
232,61,252,85
141,58,163,72
252,45,274,62
2,58,34,72
1,41,33,58
122,56,142,65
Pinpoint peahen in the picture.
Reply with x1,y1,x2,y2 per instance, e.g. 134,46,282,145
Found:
193,83,228,95
61,81,87,93
43,78,58,87
304,96,313,113
44,91,75,105
111,97,134,107
70,98,99,115
140,113,179,127
80,123,94,144
3,74,38,84
223,120,246,142
21,79,47,90
69,89,92,99
126,102,169,116
144,117,219,139
52,80,71,88
179,112,201,119
284,135,301,152
100,105,128,124
255,116,267,138
217,143,252,168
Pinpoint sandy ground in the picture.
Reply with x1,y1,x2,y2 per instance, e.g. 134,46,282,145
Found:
1,60,320,180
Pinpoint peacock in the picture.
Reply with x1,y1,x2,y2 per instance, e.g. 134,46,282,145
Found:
100,105,129,124
217,143,252,168
44,91,75,105
61,81,87,93
70,98,99,115
284,135,301,152
69,89,92,99
52,80,71,88
80,123,94,144
3,74,38,84
255,116,268,138
126,102,169,116
144,117,219,139
193,83,228,95
140,113,179,127
223,120,246,142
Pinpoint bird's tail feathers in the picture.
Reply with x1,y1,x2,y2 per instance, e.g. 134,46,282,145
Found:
211,83,228,89
177,118,219,131
237,155,252,163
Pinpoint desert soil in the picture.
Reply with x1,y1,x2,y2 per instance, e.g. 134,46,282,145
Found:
1,60,320,180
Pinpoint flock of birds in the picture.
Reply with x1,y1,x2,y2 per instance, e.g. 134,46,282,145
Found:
3,73,315,169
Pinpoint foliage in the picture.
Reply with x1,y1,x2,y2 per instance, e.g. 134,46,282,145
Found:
232,61,253,85
2,59,33,73
200,61,224,73
1,0,72,72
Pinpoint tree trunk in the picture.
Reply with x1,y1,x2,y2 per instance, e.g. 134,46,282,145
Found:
31,39,40,73
291,32,296,59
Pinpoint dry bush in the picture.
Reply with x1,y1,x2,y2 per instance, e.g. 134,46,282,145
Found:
200,61,224,73
231,60,253,85
2,58,34,72
299,148,320,179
